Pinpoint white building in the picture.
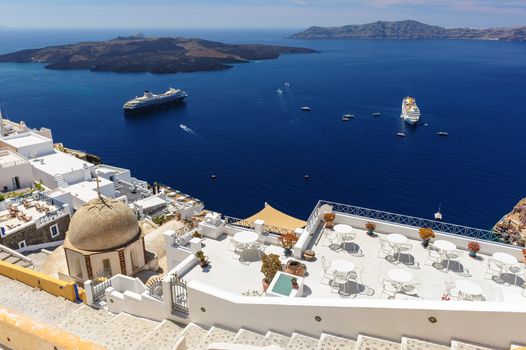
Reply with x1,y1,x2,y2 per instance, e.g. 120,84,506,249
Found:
0,148,33,192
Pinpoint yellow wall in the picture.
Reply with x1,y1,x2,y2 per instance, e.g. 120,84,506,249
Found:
0,305,103,350
0,260,80,302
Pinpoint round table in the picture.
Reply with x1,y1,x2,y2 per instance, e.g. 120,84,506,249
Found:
333,224,353,234
331,259,355,274
434,240,456,252
233,231,259,245
387,268,413,283
387,234,408,245
493,252,518,265
455,280,483,296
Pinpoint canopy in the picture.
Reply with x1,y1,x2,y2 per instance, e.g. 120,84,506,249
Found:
244,203,307,231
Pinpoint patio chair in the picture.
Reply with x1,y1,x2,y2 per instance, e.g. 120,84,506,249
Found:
250,241,266,258
401,282,421,297
377,237,395,259
508,263,525,286
348,265,363,285
342,232,357,252
425,247,443,269
483,258,505,280
444,280,459,299
381,279,398,299
445,249,464,272
321,256,335,285
331,271,349,294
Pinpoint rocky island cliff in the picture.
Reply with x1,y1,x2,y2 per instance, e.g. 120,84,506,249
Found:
494,197,526,246
290,20,526,41
0,36,317,74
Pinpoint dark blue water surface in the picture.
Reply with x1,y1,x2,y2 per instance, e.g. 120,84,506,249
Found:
0,28,525,228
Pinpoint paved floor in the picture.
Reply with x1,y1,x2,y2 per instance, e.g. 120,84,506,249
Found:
184,226,526,301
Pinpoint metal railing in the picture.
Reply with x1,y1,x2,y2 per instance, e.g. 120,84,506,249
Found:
172,222,198,246
224,216,256,231
316,200,503,244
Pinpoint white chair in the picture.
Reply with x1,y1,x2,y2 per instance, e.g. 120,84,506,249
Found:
483,258,505,280
231,241,247,262
381,279,398,299
250,241,266,259
321,256,335,285
331,271,349,294
401,282,421,297
508,263,525,285
342,232,356,252
443,249,462,270
378,237,395,259
444,280,459,299
425,246,443,268
348,265,363,284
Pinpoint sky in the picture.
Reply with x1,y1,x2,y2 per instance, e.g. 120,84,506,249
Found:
0,0,525,28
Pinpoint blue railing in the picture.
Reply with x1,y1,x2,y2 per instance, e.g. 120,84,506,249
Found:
313,200,506,245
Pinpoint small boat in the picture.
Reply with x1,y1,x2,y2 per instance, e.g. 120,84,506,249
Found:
341,114,354,121
284,82,290,87
372,112,381,116
300,106,311,112
437,131,449,136
277,88,283,95
396,132,406,137
434,204,443,221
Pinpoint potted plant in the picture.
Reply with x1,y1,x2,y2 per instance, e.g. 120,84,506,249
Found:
195,251,209,268
279,231,299,256
365,222,376,236
467,241,480,257
291,277,299,289
418,227,435,248
323,212,336,229
284,259,305,277
261,253,282,292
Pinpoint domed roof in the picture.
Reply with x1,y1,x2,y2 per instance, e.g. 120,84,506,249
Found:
67,198,140,251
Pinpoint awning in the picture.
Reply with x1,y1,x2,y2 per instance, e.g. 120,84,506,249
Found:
244,203,306,231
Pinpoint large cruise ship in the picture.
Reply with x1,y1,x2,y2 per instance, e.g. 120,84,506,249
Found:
400,96,421,125
123,87,187,114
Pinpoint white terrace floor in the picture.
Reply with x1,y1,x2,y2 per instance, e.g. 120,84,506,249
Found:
184,227,526,302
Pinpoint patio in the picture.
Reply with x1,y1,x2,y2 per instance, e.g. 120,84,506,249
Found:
183,224,526,302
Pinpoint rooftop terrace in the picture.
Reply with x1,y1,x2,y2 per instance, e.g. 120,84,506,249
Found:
183,203,526,303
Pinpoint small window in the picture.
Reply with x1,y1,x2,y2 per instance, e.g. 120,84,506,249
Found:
50,224,60,238
18,240,27,249
102,258,112,276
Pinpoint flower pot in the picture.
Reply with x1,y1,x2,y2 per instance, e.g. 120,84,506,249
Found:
199,259,209,268
291,282,299,290
367,229,374,236
284,247,292,256
421,238,430,248
284,260,305,277
469,250,477,258
262,278,270,292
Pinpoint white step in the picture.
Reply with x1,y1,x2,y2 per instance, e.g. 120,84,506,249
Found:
261,331,291,348
355,335,400,350
178,322,209,350
55,305,115,345
233,328,266,346
134,319,184,350
198,326,237,350
317,333,356,350
402,337,449,350
286,332,319,350
451,340,495,350
100,313,158,350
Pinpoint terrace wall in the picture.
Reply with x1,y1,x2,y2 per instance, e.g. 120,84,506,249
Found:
188,280,526,348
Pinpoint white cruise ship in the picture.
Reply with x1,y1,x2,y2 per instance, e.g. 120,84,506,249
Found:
123,87,187,114
400,96,420,125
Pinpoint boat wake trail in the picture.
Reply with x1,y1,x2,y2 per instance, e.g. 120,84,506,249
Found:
179,124,196,135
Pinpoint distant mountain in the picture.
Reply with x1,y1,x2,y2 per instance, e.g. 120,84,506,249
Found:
0,36,317,74
289,20,526,41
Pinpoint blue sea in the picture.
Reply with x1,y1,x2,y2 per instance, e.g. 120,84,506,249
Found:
0,28,525,229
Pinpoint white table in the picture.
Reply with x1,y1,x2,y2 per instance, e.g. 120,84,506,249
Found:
493,252,518,266
233,231,259,245
331,259,355,274
455,280,483,299
434,240,456,252
387,268,413,283
334,224,353,234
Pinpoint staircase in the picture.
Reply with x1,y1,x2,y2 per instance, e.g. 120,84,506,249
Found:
0,275,518,350
0,244,33,268
55,173,68,188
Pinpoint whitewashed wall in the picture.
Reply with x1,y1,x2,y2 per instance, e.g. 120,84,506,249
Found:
188,280,526,348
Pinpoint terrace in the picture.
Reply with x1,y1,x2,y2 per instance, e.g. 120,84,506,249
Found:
0,192,66,235
182,202,526,303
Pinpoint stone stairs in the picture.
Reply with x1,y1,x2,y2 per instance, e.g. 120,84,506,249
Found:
0,275,509,350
